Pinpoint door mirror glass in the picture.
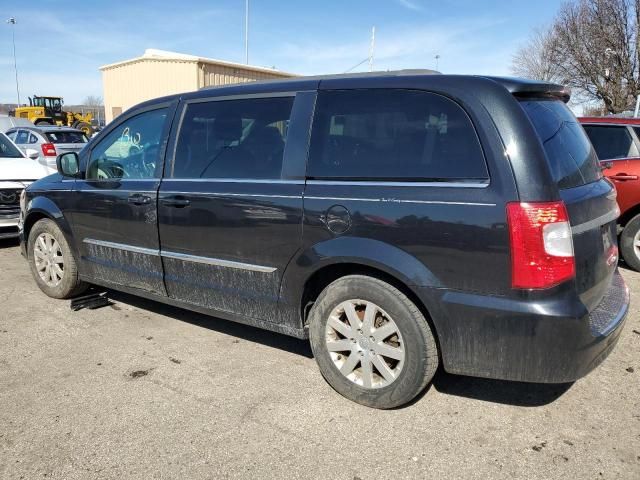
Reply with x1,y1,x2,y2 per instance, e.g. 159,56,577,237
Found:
25,148,39,160
57,152,80,177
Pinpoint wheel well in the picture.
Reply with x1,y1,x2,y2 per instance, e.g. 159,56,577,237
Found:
300,263,440,348
619,204,640,228
23,212,50,249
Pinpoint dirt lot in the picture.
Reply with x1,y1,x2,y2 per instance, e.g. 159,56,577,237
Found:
0,238,638,480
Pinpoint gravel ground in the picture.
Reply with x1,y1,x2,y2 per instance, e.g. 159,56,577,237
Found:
0,238,638,480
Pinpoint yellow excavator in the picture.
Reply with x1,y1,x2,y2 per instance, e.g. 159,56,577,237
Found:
11,95,94,136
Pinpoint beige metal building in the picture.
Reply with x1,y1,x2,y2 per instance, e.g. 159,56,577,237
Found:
100,49,296,122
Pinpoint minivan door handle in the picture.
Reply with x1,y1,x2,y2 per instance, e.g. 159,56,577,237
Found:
610,173,638,181
127,194,153,205
161,196,191,208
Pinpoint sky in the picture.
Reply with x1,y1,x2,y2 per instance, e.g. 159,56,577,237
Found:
0,0,563,105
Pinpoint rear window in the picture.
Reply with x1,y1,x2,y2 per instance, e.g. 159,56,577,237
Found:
45,131,88,144
308,89,488,181
520,99,601,189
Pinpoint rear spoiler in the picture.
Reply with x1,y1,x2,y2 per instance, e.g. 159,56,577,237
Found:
481,76,571,103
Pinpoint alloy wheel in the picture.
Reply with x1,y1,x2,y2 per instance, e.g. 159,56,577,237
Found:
33,233,64,287
325,299,405,389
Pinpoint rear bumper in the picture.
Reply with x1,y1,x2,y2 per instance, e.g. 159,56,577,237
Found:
424,270,629,383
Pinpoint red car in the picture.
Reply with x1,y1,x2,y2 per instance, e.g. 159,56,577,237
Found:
579,116,640,270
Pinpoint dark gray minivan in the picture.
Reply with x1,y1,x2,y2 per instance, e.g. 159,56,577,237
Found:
20,73,629,408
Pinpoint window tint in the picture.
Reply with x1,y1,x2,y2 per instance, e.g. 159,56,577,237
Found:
582,125,638,160
307,89,487,181
0,133,23,158
520,99,601,189
173,96,294,179
28,133,38,144
87,108,167,180
46,131,88,144
15,130,29,144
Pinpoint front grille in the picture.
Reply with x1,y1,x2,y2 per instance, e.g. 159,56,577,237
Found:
0,189,22,218
588,270,629,336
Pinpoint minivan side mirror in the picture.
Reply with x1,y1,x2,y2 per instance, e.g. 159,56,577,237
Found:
56,152,81,178
25,148,39,160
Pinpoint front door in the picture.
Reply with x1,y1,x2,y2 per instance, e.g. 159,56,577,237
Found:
71,105,172,295
158,93,304,323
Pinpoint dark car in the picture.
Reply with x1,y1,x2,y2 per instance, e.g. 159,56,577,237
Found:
19,73,629,408
578,116,640,271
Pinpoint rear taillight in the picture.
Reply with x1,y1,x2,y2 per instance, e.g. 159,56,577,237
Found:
507,201,575,289
41,143,56,156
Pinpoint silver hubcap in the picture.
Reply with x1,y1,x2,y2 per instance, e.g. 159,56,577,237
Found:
634,230,640,260
34,233,64,287
325,300,405,389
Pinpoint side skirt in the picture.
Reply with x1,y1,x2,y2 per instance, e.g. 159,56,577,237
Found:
79,275,309,339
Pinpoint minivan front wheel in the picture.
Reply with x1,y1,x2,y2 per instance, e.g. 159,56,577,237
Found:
308,275,438,409
28,219,87,299
620,214,640,271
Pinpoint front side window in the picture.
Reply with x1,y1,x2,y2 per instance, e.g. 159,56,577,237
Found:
307,89,488,181
582,125,638,160
173,96,294,179
87,108,167,180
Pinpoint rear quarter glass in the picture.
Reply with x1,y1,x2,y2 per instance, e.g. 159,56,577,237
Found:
520,99,602,189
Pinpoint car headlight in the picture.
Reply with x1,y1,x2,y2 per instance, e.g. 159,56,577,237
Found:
20,189,26,213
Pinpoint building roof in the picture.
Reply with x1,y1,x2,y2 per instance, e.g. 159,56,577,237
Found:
100,48,297,77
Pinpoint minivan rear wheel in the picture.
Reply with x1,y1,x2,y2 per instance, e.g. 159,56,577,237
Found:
620,214,640,271
308,275,438,409
28,219,87,299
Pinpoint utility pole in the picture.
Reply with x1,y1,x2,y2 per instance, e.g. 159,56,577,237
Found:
245,0,249,64
7,17,20,105
435,54,440,71
368,26,376,72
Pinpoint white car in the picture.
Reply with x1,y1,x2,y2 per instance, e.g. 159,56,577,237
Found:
0,132,50,239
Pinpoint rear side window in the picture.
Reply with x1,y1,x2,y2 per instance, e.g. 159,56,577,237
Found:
582,125,638,160
520,99,601,189
308,89,487,181
173,96,294,179
46,131,88,144
15,130,29,144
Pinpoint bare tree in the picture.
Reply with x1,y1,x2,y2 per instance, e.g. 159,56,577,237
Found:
512,0,640,114
511,28,562,82
82,95,103,107
551,0,640,113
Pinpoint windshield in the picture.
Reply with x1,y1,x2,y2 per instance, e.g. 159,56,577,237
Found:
0,133,24,159
46,131,88,144
520,99,602,189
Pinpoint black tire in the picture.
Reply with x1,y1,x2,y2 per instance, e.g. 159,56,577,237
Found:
35,120,52,126
74,121,94,136
620,214,640,271
308,275,439,409
27,219,87,299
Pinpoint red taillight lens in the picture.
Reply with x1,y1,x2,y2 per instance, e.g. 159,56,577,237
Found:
507,201,575,289
41,143,56,156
